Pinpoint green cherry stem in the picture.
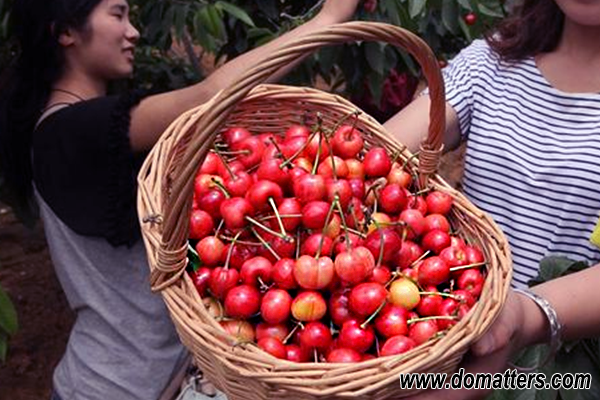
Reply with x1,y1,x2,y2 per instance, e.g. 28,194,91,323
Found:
360,300,388,330
449,262,486,272
250,227,281,261
245,216,288,240
224,229,245,270
334,195,352,252
316,197,338,258
268,197,288,238
407,315,459,325
212,148,236,180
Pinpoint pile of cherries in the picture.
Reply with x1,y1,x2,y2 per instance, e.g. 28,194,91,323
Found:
188,120,486,363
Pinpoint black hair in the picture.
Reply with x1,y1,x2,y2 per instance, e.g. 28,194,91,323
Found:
486,0,564,61
0,0,103,214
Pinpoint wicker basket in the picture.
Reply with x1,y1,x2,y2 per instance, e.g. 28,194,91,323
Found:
137,22,512,399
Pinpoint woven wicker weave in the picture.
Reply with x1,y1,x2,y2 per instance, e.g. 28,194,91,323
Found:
137,22,512,399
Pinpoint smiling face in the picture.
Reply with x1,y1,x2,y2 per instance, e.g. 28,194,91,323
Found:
62,0,139,83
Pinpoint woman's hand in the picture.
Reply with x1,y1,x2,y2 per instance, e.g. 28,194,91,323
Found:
401,290,543,400
315,0,362,25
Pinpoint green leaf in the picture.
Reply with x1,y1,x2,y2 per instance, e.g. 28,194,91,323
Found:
173,4,188,40
215,1,255,27
367,70,385,106
408,0,427,18
529,256,589,286
478,2,505,18
555,342,600,400
187,243,201,272
365,42,385,75
457,0,472,10
441,0,459,34
316,47,340,78
0,286,18,336
207,5,226,42
0,331,7,363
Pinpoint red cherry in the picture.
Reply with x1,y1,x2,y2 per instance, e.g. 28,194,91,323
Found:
464,12,477,26
380,335,416,356
260,288,293,324
417,256,450,286
224,284,261,319
258,337,287,359
331,125,364,159
363,147,392,178
338,319,375,353
326,348,363,363
348,282,387,318
189,209,214,239
190,267,212,297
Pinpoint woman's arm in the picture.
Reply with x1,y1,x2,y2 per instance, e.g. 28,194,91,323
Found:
129,0,361,152
382,94,463,154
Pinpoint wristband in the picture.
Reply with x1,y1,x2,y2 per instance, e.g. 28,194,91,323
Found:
509,288,563,372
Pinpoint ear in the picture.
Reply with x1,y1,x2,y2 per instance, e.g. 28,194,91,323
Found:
56,25,77,47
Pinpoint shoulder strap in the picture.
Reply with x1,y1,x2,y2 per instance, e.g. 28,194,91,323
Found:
35,102,72,131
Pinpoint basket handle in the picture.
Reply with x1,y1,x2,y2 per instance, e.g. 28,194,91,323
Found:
155,22,445,288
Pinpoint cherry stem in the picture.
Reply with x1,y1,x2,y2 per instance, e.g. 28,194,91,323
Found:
224,229,245,270
282,321,303,344
314,348,319,363
257,276,270,291
409,250,432,269
391,150,402,165
268,137,289,164
375,220,385,267
361,300,387,330
419,291,459,300
214,219,225,238
279,129,320,169
407,315,459,325
449,262,486,272
268,197,288,238
412,187,432,197
212,148,236,180
324,134,338,180
402,151,420,169
385,271,416,289
330,110,361,136
210,177,231,199
334,195,351,252
217,149,251,156
218,235,262,247
245,216,288,240
259,214,303,222
250,227,281,261
346,227,366,239
295,229,302,259
348,203,363,235
317,198,338,258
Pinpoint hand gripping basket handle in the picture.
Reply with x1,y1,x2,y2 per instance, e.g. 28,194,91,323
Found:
156,22,445,288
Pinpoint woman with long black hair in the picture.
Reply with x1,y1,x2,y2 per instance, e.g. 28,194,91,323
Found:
0,1,360,399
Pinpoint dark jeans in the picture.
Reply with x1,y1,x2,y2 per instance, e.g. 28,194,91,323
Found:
50,389,63,400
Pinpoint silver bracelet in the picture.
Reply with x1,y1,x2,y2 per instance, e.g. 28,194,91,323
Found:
509,288,563,372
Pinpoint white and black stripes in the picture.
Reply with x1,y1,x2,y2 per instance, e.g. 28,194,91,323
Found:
443,40,600,288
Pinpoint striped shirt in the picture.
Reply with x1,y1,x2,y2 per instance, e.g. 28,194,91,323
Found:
443,39,600,288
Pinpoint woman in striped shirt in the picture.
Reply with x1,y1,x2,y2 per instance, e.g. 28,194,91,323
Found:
386,0,600,398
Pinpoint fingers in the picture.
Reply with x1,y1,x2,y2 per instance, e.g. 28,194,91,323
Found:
471,290,524,357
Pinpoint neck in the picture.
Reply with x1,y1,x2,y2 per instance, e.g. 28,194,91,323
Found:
556,20,600,63
52,68,108,100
